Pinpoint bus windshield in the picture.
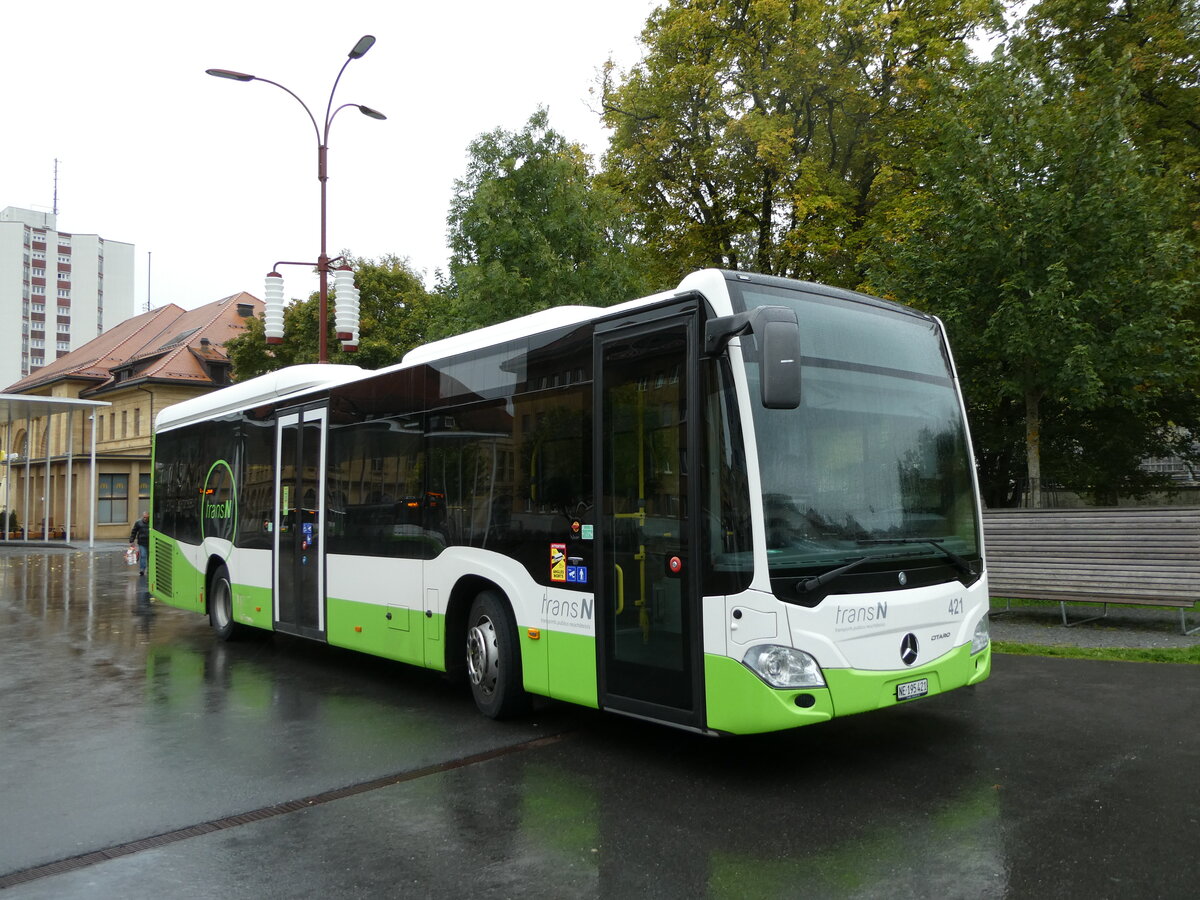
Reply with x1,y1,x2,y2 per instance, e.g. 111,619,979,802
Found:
728,280,980,577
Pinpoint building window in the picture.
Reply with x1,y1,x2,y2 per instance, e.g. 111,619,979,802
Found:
134,407,141,435
138,474,151,517
98,474,129,524
121,410,127,438
56,341,69,351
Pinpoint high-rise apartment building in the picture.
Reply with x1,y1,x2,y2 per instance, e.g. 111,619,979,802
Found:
0,206,134,390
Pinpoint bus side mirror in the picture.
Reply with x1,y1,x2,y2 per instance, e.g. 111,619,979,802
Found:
705,306,801,409
759,318,801,409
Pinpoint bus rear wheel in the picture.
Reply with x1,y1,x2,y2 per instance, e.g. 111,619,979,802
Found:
465,590,529,719
209,564,246,642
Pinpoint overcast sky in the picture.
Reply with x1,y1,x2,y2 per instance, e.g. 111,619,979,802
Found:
1,0,662,312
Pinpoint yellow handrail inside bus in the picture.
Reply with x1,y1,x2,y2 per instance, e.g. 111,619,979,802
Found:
614,562,624,615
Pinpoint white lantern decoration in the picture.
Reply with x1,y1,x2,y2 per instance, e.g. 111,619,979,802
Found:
333,267,359,339
333,265,360,352
263,271,285,345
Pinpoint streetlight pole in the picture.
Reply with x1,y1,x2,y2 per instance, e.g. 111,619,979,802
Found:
207,35,386,363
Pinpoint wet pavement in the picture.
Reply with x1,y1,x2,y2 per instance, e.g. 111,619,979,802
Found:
1,543,1198,898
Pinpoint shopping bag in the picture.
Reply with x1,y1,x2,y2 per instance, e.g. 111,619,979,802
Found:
125,546,138,566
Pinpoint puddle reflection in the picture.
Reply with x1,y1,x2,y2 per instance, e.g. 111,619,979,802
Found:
2,546,1008,896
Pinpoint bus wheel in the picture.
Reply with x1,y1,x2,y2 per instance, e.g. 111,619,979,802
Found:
209,564,245,642
465,590,528,719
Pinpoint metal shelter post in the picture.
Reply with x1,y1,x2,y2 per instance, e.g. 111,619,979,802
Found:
64,409,74,544
88,412,97,548
42,418,51,541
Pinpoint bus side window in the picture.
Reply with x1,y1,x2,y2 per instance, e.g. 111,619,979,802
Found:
703,359,753,594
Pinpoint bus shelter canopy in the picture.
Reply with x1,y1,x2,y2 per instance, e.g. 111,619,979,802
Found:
1,393,112,547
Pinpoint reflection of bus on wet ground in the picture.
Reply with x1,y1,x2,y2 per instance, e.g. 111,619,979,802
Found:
150,269,990,734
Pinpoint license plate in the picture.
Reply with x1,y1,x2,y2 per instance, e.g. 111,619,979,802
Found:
897,678,929,701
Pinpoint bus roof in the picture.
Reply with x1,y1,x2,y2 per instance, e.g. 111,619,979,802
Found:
153,270,735,433
400,274,726,369
155,363,369,432
401,305,602,368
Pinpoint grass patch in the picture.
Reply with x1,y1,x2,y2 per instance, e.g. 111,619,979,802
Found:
993,641,1200,664
990,598,1058,609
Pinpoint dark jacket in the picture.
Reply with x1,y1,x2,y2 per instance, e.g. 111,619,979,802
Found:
130,518,150,547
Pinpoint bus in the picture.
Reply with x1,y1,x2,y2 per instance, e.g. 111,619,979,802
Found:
150,269,990,735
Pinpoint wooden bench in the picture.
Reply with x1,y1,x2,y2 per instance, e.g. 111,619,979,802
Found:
982,508,1200,635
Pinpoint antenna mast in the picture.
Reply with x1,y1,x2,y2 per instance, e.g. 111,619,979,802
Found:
53,159,59,216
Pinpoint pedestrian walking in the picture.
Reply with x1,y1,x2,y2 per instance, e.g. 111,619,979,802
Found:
129,511,150,576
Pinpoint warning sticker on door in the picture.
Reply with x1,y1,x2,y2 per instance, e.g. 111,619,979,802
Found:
550,543,567,582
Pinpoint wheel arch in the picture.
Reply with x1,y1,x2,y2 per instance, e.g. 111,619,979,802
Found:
204,554,229,611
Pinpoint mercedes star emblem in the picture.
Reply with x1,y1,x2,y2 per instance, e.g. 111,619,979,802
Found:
900,633,919,666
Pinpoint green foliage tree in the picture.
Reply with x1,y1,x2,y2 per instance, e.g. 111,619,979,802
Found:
600,0,1002,287
444,108,651,335
866,46,1200,506
226,255,434,381
1016,0,1200,178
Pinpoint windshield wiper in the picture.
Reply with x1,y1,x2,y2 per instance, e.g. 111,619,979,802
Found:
857,538,976,578
798,556,867,593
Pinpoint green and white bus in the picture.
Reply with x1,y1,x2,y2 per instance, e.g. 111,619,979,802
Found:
151,270,990,735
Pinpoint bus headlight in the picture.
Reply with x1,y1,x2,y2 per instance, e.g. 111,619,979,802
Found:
743,645,826,689
971,615,990,655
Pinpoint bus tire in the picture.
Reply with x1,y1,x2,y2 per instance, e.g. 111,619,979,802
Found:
209,564,246,642
465,590,529,719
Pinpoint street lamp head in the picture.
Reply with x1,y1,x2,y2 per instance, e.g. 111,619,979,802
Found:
357,104,387,121
206,68,255,82
348,35,376,59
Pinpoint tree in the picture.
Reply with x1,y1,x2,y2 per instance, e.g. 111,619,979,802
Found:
866,46,1200,506
600,0,1002,286
443,108,651,335
226,255,434,381
1015,0,1200,177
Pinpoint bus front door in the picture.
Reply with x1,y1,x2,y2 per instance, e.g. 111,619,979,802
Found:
274,407,328,640
595,314,703,729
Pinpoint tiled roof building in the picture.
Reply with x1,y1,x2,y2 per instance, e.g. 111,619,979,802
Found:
1,292,261,542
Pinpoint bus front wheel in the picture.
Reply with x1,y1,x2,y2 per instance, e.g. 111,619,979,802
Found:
465,590,529,719
209,564,246,642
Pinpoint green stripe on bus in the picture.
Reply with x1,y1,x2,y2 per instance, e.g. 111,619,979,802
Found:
704,654,835,734
544,630,599,708
705,641,991,734
327,595,429,667
149,537,205,615
822,642,991,718
230,583,273,631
